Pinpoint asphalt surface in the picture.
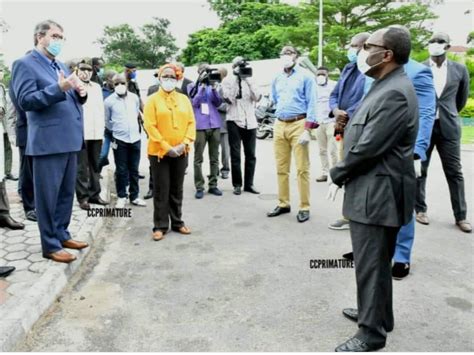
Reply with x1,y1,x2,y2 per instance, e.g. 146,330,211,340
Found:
16,138,474,352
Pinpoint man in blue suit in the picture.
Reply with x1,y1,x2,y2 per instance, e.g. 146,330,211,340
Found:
11,20,89,263
343,26,436,280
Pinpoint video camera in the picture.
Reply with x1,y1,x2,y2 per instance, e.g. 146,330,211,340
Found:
199,67,222,86
233,59,253,79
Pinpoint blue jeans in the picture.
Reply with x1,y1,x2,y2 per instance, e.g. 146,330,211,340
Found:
393,214,415,264
99,128,113,172
112,139,141,201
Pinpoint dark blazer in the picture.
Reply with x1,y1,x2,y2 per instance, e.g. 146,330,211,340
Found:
147,77,193,98
9,88,27,147
330,66,419,227
424,59,470,140
11,50,85,156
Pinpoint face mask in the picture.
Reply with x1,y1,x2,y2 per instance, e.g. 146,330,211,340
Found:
97,68,104,78
316,75,327,86
357,48,386,75
46,40,63,57
280,55,295,69
160,78,177,92
347,47,358,63
428,43,446,56
114,84,127,95
128,71,137,80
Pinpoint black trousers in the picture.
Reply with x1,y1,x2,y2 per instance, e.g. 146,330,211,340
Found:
227,121,257,188
19,146,35,212
150,154,188,232
415,120,467,221
0,180,10,216
76,140,102,202
350,220,400,348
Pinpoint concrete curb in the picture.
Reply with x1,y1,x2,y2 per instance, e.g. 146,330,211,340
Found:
0,171,111,352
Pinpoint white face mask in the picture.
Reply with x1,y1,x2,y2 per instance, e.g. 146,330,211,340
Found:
280,55,295,69
316,75,327,85
160,78,177,92
428,43,446,56
114,84,127,96
357,48,386,75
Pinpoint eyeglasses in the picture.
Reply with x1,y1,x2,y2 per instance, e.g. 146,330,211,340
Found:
114,82,126,86
363,42,388,51
280,51,296,56
79,68,93,72
50,33,65,41
428,39,446,44
161,75,176,79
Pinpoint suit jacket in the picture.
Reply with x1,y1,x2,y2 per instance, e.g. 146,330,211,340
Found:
9,87,28,147
329,62,366,120
178,77,192,98
424,59,470,140
11,50,85,156
330,66,419,227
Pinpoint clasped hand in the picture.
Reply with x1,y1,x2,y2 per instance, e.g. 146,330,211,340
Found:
166,144,186,158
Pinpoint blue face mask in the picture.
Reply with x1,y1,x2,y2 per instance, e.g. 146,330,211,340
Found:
46,40,63,57
129,71,137,80
97,68,104,78
347,47,358,63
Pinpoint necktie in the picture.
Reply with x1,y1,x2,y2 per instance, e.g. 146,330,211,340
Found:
51,60,61,76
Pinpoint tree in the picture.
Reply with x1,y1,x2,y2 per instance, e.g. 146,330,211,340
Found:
180,2,303,65
97,17,178,69
208,0,281,23
182,0,437,70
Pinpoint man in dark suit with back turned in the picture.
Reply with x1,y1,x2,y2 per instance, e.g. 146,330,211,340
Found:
11,20,90,263
328,27,418,351
415,32,471,233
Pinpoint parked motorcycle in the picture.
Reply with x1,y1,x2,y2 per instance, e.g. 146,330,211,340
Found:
255,94,276,140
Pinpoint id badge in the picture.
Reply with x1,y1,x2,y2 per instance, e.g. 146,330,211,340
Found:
201,103,210,115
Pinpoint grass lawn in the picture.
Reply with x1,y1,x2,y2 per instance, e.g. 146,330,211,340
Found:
462,126,474,145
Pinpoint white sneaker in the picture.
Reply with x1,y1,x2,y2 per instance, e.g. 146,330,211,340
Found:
131,198,146,207
116,197,127,208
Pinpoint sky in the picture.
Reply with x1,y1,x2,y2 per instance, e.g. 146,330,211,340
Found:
0,0,473,67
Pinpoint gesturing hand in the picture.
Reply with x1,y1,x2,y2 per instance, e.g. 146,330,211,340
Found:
58,71,74,92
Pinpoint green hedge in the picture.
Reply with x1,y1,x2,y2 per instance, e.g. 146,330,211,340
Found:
460,97,474,118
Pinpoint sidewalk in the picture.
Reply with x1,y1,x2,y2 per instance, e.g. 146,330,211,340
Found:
0,150,111,351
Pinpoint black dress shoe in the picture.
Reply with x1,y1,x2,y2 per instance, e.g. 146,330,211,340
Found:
244,186,260,194
0,266,15,278
5,173,18,181
392,262,410,280
335,336,384,352
143,190,153,199
267,206,291,217
79,200,91,210
342,308,393,332
25,210,37,222
343,251,354,261
89,197,109,205
0,215,25,230
296,210,310,223
342,308,358,323
233,186,242,195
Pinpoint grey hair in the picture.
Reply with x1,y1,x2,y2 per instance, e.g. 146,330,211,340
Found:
34,20,63,45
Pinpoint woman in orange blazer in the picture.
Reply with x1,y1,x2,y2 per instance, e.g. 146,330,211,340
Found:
143,64,196,241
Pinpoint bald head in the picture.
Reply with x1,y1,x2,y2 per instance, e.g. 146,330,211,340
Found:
350,32,371,49
389,25,410,38
430,32,450,44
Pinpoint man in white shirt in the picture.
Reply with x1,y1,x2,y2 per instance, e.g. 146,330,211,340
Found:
314,66,337,182
416,32,471,233
75,58,109,210
221,56,261,195
104,74,146,208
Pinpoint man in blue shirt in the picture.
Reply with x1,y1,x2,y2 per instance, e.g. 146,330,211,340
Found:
328,32,370,231
267,45,318,223
104,74,146,209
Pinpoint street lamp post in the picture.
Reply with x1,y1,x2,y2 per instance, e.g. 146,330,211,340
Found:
317,0,323,67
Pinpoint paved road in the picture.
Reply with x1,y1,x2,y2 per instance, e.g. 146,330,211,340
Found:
16,139,474,351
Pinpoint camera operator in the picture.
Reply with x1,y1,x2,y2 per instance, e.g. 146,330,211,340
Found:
187,63,223,199
221,56,261,195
